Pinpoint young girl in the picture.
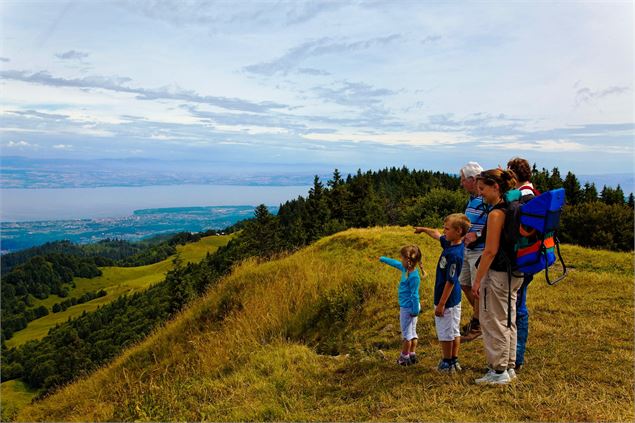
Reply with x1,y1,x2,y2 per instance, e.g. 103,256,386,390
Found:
379,245,424,366
471,168,524,385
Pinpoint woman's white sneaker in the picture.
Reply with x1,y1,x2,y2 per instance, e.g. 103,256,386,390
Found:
475,370,511,385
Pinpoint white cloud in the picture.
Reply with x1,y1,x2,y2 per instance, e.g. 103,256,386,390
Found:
303,131,472,147
481,139,632,154
4,140,38,148
53,144,73,150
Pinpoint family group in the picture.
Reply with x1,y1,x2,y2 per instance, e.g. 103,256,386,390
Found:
379,157,538,385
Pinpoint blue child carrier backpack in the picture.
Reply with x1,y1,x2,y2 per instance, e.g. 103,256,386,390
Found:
506,188,568,285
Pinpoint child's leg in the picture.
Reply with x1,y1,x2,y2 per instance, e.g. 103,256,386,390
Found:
409,338,418,354
401,339,412,355
452,336,460,357
440,340,453,359
451,305,461,358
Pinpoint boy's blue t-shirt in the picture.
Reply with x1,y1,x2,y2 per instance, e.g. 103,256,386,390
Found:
379,257,421,315
434,236,464,308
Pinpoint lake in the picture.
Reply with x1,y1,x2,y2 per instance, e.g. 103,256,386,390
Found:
0,185,311,252
0,184,311,221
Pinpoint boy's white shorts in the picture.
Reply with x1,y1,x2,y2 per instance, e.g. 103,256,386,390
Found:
434,303,461,341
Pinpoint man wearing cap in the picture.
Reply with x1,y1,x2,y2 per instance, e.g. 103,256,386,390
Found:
458,162,488,342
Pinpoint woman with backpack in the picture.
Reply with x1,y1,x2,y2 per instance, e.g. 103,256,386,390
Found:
471,168,524,385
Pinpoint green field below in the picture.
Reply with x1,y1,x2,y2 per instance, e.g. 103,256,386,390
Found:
0,380,38,421
6,234,232,349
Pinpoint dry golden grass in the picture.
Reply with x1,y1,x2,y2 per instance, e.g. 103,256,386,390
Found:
16,227,635,422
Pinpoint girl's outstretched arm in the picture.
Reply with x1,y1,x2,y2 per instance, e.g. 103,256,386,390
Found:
379,256,405,271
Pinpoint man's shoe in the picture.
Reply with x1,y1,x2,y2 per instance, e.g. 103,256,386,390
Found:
460,325,482,343
507,368,517,380
475,370,511,385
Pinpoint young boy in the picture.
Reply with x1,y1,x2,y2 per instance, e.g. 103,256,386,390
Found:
415,213,471,372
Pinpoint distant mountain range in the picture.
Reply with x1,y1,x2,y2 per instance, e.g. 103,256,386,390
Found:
1,156,631,193
0,156,334,188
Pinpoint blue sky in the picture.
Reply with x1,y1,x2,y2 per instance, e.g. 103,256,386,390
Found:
1,1,633,176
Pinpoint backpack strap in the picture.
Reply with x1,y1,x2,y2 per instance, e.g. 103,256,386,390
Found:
544,231,568,285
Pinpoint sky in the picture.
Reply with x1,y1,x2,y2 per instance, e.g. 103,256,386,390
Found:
1,0,634,177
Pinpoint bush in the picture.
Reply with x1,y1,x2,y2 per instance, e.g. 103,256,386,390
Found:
560,203,634,251
398,188,467,226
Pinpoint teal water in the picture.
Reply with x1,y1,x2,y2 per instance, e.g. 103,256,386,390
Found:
0,184,310,253
0,205,278,253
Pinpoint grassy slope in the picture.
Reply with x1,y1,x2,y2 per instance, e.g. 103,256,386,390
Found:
6,235,232,349
16,227,635,422
0,381,37,420
1,235,232,421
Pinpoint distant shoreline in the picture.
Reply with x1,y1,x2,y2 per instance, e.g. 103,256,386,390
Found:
1,204,281,254
0,184,311,222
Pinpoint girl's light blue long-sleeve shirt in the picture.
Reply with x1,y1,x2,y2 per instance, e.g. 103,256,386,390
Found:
379,256,421,315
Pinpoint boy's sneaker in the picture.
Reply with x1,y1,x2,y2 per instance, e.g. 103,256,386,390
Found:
397,355,411,366
452,360,462,372
475,370,511,385
437,360,454,374
507,368,517,380
460,324,482,343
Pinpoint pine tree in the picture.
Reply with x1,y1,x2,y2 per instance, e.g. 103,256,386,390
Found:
306,176,330,241
249,204,280,255
532,165,549,192
327,169,349,223
548,167,563,189
599,185,625,205
628,193,634,208
582,182,598,203
563,171,582,205
615,185,626,205
600,185,609,204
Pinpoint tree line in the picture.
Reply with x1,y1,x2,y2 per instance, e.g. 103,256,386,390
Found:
1,254,104,340
236,165,633,258
0,231,221,342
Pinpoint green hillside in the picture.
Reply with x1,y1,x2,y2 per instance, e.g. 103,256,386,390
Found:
15,227,634,422
5,235,232,349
